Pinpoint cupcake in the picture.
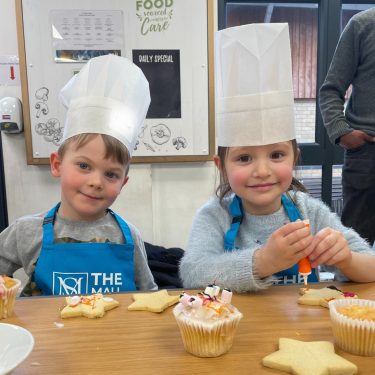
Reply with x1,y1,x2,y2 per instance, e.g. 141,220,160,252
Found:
329,298,375,356
0,275,21,319
173,285,243,357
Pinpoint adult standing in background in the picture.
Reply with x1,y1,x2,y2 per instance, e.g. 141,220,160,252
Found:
319,7,375,246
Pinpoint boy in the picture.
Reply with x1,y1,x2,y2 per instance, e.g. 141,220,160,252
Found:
0,55,157,295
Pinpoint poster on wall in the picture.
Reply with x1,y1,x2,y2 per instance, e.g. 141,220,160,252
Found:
16,0,214,164
133,49,181,119
51,10,123,62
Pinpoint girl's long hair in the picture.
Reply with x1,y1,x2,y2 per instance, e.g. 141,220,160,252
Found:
215,139,307,202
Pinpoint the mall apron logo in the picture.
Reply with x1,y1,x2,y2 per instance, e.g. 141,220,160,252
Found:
53,272,123,295
136,0,174,35
273,274,305,285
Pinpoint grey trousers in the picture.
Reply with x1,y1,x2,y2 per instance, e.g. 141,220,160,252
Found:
342,142,375,245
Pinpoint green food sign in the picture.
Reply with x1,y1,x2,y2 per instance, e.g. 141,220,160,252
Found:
136,0,174,35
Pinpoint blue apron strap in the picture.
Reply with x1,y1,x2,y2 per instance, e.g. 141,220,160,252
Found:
107,209,134,246
224,194,301,251
42,203,60,246
224,195,243,251
281,194,302,221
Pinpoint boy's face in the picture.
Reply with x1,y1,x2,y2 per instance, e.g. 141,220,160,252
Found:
216,141,295,215
50,135,129,221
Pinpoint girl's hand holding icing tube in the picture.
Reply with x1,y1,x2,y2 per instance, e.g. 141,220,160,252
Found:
255,221,313,278
309,227,352,269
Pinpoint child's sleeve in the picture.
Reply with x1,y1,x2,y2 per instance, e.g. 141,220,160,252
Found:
0,215,43,277
0,220,23,275
130,224,158,291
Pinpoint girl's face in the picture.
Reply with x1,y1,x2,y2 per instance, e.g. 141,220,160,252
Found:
50,135,128,221
215,142,296,215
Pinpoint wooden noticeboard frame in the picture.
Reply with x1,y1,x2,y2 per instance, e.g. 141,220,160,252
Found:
16,0,215,164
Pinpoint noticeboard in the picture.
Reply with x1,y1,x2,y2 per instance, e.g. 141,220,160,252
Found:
16,0,215,164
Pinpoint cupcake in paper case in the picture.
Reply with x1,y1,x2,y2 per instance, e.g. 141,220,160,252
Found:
329,298,375,356
173,285,243,357
0,275,21,318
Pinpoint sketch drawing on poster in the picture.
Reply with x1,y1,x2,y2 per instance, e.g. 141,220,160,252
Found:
35,87,49,101
35,118,63,146
172,137,187,150
150,124,171,145
35,102,49,118
137,124,169,153
34,86,63,146
135,124,155,152
35,87,50,118
135,122,188,153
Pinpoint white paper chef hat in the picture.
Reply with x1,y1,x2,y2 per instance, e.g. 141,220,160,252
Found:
59,54,150,156
215,23,296,147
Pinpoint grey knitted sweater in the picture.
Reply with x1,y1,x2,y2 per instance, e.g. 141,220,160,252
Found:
0,210,157,293
319,7,375,144
179,191,373,292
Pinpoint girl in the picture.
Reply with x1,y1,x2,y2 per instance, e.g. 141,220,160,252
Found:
179,23,375,292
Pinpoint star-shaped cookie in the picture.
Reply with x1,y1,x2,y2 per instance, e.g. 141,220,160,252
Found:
60,293,119,319
128,289,179,312
298,286,357,308
262,338,357,375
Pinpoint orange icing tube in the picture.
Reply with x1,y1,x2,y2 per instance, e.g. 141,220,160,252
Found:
298,220,311,285
298,257,312,285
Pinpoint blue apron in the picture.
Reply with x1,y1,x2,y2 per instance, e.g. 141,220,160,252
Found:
224,194,319,285
34,204,136,296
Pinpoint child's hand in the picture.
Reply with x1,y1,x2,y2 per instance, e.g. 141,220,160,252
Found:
309,227,352,269
255,221,313,278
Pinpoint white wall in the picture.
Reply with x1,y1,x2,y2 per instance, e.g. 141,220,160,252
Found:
0,0,217,251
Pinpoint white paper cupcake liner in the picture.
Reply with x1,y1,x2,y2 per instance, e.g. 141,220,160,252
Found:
173,308,243,357
329,298,375,356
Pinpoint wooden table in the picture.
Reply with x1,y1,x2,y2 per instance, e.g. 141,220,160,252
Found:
5,282,375,374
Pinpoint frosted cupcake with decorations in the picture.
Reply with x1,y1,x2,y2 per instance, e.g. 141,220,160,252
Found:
0,275,21,318
173,285,243,357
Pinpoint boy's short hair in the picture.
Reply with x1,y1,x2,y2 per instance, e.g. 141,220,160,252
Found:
58,133,131,172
